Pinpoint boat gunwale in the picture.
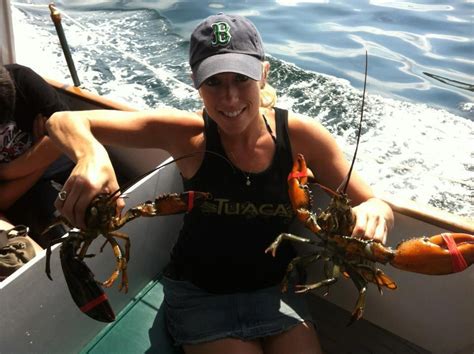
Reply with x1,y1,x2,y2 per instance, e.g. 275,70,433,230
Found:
47,79,474,235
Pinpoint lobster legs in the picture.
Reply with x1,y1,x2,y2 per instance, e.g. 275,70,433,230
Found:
101,232,128,292
96,192,211,292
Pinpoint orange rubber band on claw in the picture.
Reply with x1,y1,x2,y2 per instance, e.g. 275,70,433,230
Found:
288,171,308,181
441,233,468,272
80,293,109,313
187,191,195,212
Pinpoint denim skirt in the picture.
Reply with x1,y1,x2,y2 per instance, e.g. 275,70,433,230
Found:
162,276,313,346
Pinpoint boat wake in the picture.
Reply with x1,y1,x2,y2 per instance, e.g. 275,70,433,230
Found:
10,2,474,218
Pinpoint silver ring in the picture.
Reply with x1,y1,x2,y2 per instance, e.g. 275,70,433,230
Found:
58,190,67,201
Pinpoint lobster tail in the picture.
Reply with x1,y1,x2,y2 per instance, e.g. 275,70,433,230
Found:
60,241,115,322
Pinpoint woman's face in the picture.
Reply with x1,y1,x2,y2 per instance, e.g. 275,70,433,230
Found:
198,72,261,136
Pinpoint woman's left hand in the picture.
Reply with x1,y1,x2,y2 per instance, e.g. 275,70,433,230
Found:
351,198,394,244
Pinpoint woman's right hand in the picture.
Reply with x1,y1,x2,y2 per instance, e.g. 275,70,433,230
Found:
54,144,124,229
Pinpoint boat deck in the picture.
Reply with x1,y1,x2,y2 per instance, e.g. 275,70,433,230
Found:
81,276,430,354
81,278,178,354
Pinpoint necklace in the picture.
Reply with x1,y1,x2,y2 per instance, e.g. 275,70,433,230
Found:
241,114,276,187
228,150,253,186
245,173,252,186
218,114,276,187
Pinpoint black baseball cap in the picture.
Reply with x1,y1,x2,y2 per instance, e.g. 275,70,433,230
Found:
189,13,265,88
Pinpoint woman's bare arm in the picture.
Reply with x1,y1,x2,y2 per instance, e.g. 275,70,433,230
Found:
46,109,203,160
45,109,204,228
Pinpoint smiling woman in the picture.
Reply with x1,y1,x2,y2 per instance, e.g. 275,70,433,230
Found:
44,12,394,354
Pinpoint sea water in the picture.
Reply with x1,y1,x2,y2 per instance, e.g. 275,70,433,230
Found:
9,0,474,218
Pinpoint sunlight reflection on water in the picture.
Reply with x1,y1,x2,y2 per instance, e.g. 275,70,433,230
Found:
10,1,474,218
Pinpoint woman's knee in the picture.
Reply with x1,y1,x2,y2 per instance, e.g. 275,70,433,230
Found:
263,322,323,354
183,337,263,354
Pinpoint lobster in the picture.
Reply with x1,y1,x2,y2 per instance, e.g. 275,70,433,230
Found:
266,156,474,325
266,51,474,324
43,157,212,323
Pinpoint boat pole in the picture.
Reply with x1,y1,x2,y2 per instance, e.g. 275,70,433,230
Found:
0,0,16,64
49,3,81,87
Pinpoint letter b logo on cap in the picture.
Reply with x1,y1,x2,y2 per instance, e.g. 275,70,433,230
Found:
211,21,231,46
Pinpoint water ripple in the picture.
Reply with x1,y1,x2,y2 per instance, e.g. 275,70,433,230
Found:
370,1,454,12
10,1,474,218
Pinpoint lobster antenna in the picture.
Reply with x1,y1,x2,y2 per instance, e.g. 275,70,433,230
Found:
108,150,235,200
339,50,368,195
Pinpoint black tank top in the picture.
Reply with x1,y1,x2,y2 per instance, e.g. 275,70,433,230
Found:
167,108,296,293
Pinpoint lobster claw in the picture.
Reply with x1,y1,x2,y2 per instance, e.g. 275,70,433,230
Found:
391,233,474,275
116,191,212,228
288,154,321,234
60,239,115,322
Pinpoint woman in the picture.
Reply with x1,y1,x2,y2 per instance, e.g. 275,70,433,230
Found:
46,13,393,354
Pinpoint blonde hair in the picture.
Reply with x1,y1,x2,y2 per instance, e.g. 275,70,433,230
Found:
260,83,277,108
